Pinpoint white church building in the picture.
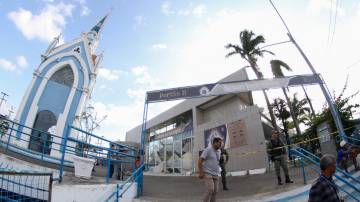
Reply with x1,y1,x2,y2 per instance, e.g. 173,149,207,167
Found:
11,15,108,159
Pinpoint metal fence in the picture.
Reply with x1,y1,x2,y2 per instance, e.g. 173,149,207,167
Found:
104,164,144,202
0,116,138,183
291,148,360,201
0,171,53,202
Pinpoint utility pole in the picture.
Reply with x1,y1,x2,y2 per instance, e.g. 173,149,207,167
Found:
269,0,346,139
0,92,9,114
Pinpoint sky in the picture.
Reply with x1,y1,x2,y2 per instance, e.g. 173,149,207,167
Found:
0,0,360,141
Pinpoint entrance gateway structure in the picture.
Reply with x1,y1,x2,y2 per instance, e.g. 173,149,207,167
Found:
126,68,338,194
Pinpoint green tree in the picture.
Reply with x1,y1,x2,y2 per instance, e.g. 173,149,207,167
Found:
305,76,360,149
271,98,292,157
225,30,278,130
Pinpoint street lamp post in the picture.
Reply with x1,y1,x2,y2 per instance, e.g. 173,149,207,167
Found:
269,0,346,139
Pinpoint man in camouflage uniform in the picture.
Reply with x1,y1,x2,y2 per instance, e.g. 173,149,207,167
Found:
219,146,229,190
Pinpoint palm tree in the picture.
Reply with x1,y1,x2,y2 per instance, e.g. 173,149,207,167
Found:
271,98,292,159
290,93,311,126
270,59,301,136
301,85,316,118
225,30,278,130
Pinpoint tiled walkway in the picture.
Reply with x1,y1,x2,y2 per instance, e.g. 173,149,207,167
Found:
138,165,319,202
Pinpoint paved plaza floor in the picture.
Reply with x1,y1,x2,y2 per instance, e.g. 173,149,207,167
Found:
138,165,319,202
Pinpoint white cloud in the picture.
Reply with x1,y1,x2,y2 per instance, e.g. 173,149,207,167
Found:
81,6,91,16
75,0,91,16
152,43,168,50
91,101,141,141
131,66,147,76
0,59,16,71
131,65,157,86
192,4,206,18
125,65,162,106
98,68,126,81
178,9,191,16
8,2,75,42
16,56,28,69
134,15,146,28
163,3,206,18
161,1,173,15
0,56,28,72
308,0,345,15
92,99,179,141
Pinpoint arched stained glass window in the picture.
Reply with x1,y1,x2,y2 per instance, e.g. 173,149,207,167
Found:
50,65,74,87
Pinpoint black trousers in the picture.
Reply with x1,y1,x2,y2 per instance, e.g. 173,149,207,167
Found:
220,164,227,188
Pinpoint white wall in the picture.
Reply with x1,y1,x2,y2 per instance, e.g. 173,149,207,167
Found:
193,97,268,172
0,153,59,175
52,182,137,202
0,153,138,202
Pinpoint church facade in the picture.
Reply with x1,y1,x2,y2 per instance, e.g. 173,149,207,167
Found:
12,15,108,158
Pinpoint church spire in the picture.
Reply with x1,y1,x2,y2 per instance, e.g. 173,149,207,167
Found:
90,13,109,35
87,13,110,53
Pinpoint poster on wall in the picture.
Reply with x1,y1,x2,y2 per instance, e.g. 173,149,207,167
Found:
227,120,247,148
204,124,227,148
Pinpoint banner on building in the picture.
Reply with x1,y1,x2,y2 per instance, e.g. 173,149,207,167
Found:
204,124,227,148
146,74,322,102
227,120,247,148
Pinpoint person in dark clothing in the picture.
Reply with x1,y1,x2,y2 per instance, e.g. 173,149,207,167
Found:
219,147,229,190
308,154,342,202
109,144,115,178
267,130,293,185
337,140,349,173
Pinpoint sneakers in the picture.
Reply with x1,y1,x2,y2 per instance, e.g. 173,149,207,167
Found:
285,176,294,183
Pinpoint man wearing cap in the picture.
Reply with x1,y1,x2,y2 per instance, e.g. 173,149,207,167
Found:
267,130,293,185
337,140,349,173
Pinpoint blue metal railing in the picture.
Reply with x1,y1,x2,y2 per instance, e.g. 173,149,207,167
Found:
0,171,53,202
104,164,145,202
0,116,138,184
291,148,360,201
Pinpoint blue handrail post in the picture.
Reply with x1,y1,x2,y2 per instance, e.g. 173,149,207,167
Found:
139,97,149,197
116,184,120,202
59,125,70,183
136,167,140,197
300,157,307,185
42,133,46,160
107,154,111,184
6,121,15,150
